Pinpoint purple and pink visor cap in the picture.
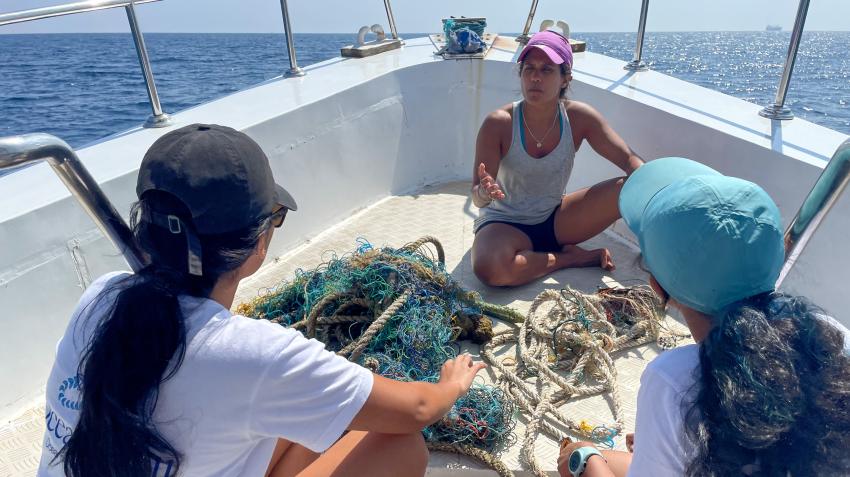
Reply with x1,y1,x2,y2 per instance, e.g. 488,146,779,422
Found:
517,30,573,70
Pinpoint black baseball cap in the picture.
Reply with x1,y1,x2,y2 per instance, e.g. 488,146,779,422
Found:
137,124,297,235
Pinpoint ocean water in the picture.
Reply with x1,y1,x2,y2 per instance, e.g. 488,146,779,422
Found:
1,32,848,151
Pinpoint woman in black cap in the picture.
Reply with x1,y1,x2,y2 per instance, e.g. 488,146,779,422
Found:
39,124,485,477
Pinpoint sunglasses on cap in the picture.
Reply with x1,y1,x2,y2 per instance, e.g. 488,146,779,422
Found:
270,204,288,228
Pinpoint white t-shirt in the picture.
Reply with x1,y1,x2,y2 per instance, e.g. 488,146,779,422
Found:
627,317,850,477
39,272,374,477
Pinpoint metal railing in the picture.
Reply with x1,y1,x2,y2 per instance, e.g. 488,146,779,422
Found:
382,0,401,41
2,0,402,116
3,0,820,131
514,0,815,105
623,0,650,71
279,0,304,77
280,0,401,76
125,1,170,127
0,134,147,272
516,0,540,45
0,0,171,128
759,0,812,120
614,0,811,119
0,0,159,24
777,138,850,285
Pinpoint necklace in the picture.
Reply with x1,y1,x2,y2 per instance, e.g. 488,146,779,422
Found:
522,103,559,148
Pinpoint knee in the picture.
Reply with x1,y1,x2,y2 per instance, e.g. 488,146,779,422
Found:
408,432,429,472
473,259,512,287
385,432,428,474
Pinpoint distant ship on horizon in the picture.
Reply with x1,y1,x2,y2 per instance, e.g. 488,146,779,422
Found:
766,25,782,31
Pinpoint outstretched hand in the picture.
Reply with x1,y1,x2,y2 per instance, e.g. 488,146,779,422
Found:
477,163,505,201
439,353,487,397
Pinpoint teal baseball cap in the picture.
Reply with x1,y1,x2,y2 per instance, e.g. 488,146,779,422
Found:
619,157,785,315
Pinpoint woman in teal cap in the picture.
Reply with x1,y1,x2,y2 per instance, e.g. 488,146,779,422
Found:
558,157,850,477
471,30,643,287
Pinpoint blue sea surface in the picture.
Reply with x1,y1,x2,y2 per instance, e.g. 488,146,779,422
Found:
1,32,848,151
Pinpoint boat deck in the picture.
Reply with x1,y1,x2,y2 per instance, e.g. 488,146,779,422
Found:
0,181,692,476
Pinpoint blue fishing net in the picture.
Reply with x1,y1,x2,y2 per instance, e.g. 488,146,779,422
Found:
239,238,517,452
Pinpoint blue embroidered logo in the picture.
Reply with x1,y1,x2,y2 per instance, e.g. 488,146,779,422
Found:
152,455,176,477
57,375,82,410
45,405,74,445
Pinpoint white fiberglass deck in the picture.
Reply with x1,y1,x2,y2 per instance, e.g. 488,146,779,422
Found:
1,182,691,476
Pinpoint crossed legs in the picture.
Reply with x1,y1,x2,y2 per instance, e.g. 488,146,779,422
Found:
472,177,624,287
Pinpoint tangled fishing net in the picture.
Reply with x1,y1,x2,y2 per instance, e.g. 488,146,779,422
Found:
482,286,689,476
236,236,522,473
237,236,689,477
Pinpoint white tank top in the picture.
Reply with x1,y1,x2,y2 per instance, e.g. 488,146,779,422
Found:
474,100,576,231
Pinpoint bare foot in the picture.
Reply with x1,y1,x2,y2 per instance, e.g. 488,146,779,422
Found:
558,244,616,271
598,248,615,271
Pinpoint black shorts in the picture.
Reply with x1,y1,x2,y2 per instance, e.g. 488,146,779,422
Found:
479,207,561,253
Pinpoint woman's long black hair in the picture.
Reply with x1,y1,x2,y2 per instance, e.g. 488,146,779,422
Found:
58,190,272,477
684,292,850,476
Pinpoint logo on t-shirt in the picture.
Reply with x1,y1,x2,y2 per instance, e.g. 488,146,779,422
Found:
44,404,74,447
151,456,176,477
58,375,82,411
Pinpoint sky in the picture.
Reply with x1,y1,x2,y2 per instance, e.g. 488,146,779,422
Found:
1,0,849,34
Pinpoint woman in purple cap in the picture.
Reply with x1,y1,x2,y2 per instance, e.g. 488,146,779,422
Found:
471,30,643,287
556,158,850,477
